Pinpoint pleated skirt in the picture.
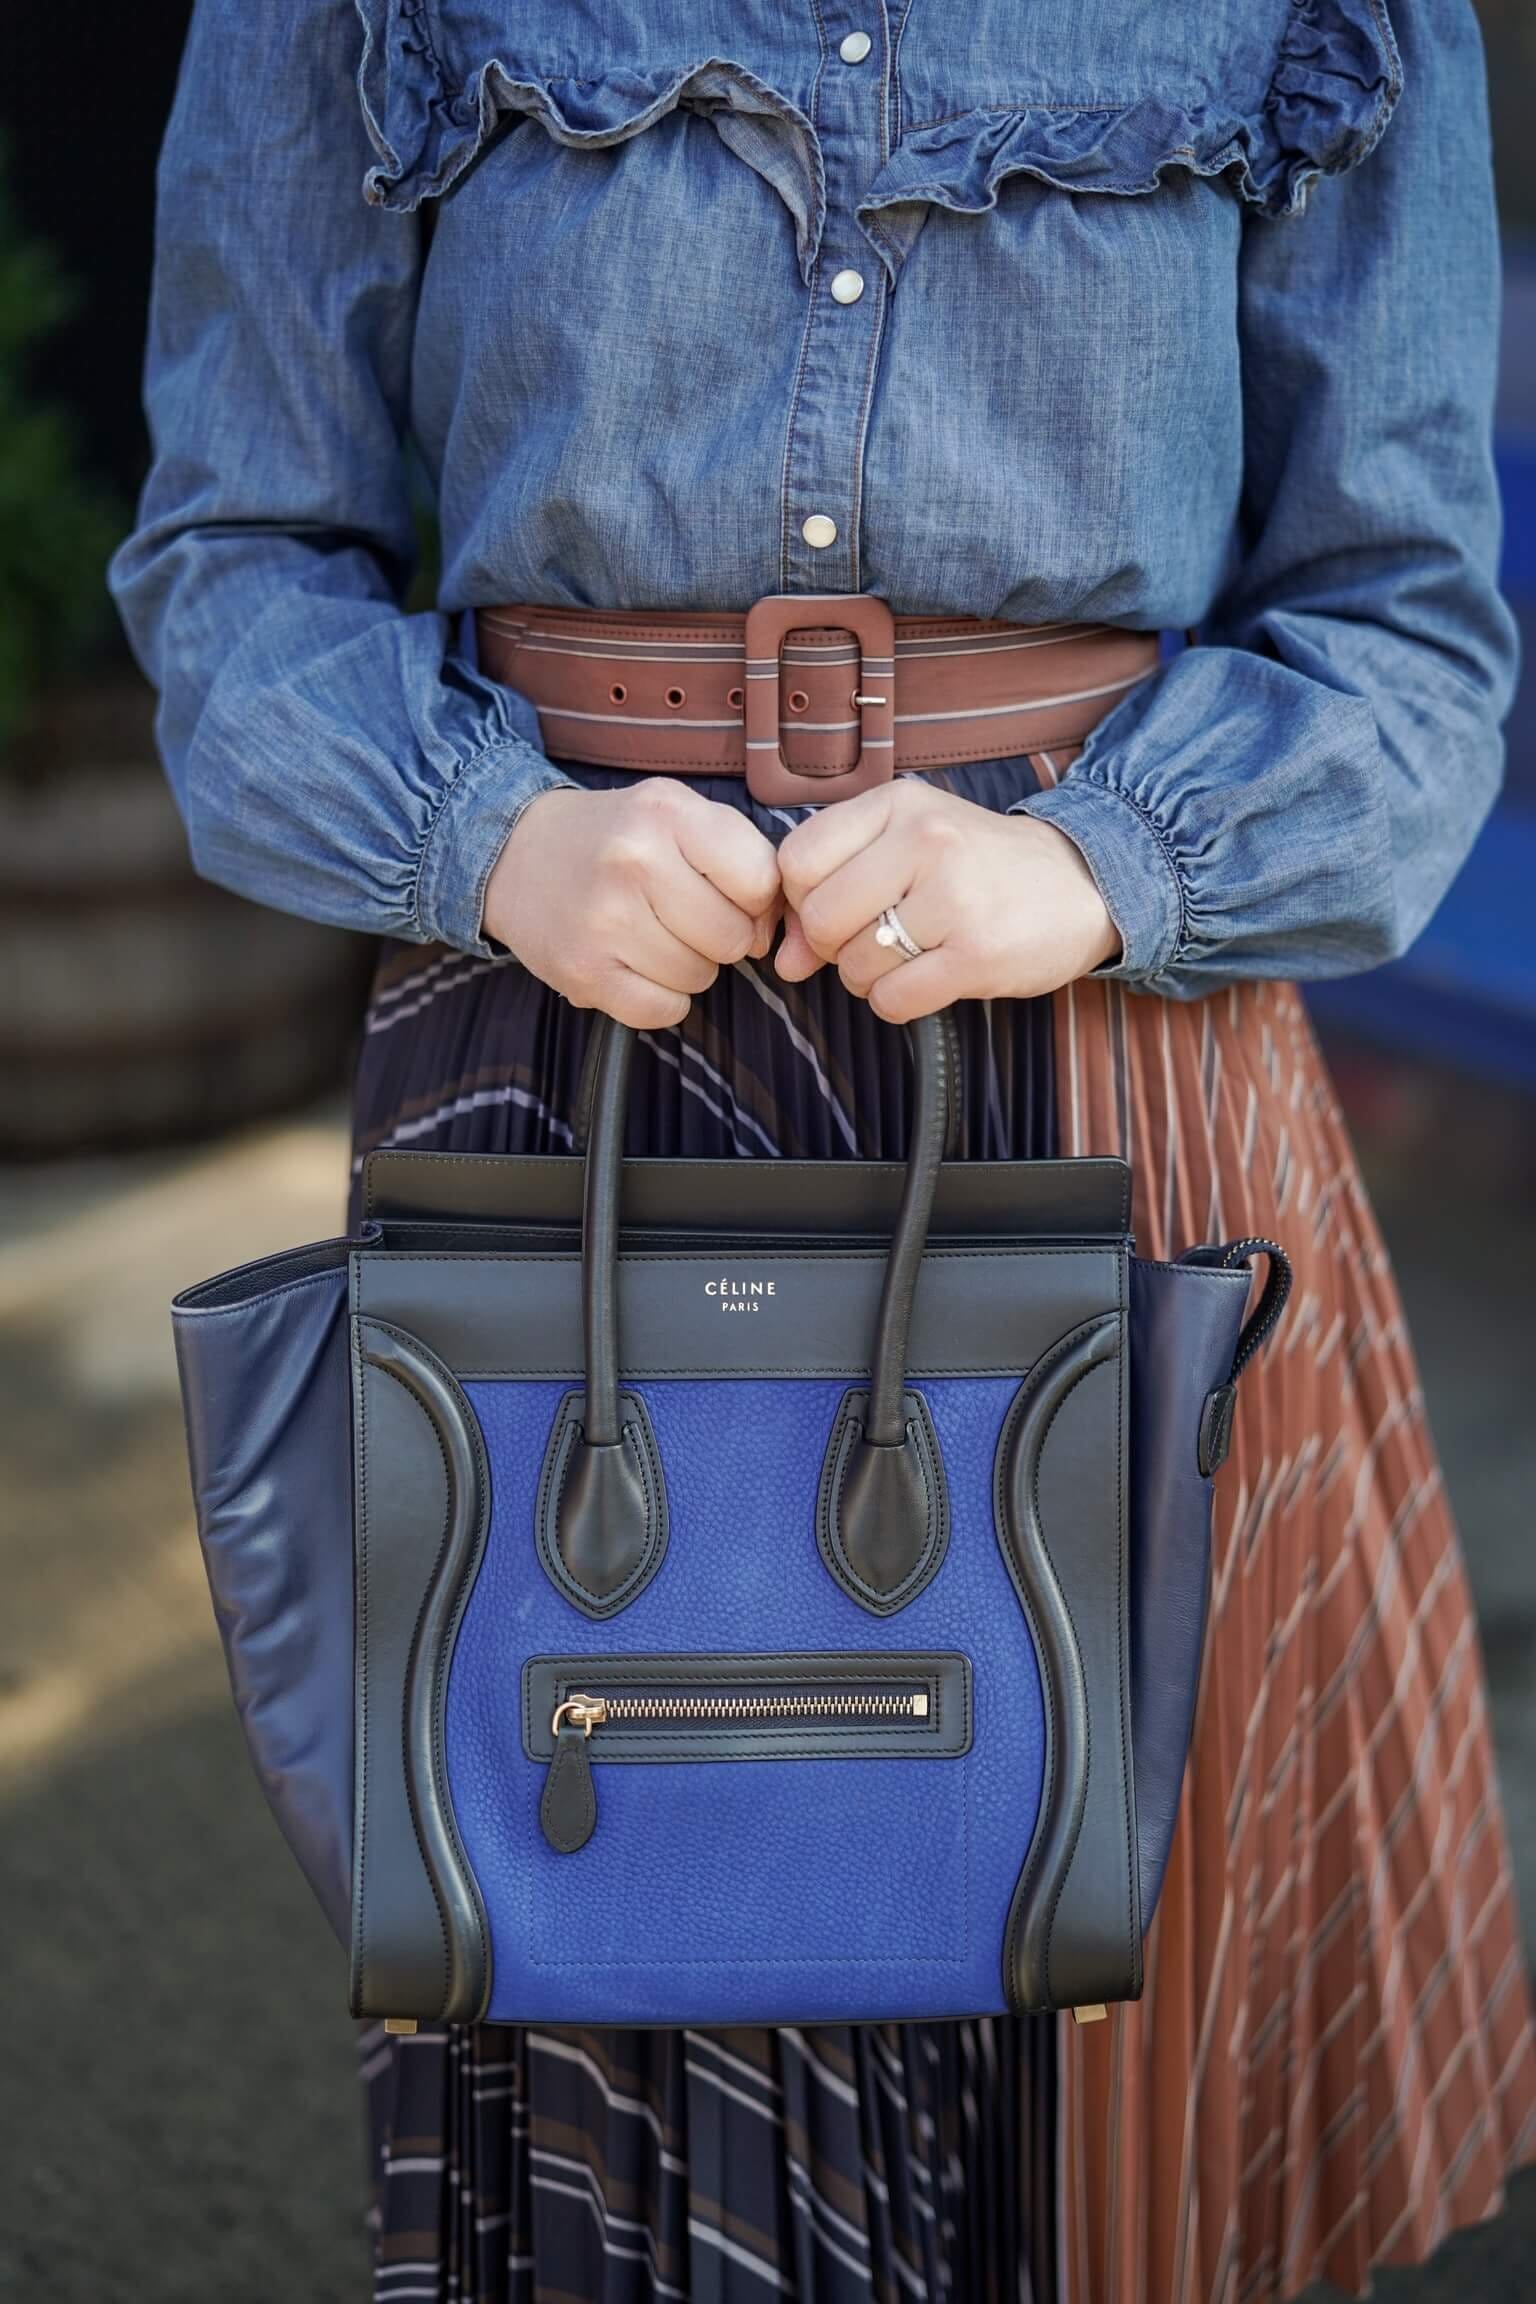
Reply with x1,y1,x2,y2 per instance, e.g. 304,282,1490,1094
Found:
349,753,1536,2304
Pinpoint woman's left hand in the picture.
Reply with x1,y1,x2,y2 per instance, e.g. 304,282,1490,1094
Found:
774,781,1121,1020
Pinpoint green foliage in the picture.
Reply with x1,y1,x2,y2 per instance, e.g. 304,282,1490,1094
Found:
0,161,122,761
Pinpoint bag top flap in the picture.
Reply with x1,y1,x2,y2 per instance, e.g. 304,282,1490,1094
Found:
361,1148,1132,1240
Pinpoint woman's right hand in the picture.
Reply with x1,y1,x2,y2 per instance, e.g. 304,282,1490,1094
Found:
482,779,782,1027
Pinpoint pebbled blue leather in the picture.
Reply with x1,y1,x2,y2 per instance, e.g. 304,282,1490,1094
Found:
172,1249,356,1941
451,1375,1042,2025
1126,1257,1250,1922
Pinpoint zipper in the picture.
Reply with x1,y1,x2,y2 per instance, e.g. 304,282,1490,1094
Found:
535,1664,958,1855
552,1687,929,1734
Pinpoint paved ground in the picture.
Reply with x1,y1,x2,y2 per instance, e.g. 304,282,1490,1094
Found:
0,1035,1532,2302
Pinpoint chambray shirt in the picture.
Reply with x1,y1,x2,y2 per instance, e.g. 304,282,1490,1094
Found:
110,0,1515,997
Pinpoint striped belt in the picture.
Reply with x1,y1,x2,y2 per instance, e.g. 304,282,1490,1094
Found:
475,594,1160,807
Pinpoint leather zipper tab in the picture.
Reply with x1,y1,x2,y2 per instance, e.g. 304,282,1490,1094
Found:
540,1702,602,1853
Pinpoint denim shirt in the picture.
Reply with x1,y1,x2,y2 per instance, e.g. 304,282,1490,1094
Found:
110,0,1515,997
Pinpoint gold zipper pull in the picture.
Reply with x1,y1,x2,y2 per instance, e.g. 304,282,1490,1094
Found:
553,1695,608,1735
540,1695,604,1853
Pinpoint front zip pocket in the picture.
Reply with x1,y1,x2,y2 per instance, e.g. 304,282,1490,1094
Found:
524,1652,972,1854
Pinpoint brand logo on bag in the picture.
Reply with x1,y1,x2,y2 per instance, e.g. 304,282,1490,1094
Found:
705,1277,777,1314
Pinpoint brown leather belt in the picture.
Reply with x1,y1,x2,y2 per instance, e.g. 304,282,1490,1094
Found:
476,594,1160,807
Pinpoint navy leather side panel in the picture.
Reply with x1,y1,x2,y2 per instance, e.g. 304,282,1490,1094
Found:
171,1243,356,1943
1126,1258,1250,1923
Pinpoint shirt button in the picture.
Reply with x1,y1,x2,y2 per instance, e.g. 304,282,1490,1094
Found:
830,268,866,305
802,514,839,550
838,31,873,64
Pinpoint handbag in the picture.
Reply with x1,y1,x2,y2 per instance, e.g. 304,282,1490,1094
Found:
171,1008,1289,2030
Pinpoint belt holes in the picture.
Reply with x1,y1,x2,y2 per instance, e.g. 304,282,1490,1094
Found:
788,689,809,714
665,686,687,710
609,682,628,705
727,686,744,712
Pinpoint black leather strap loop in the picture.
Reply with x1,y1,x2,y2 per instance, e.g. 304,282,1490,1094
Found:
1181,1236,1294,1378
1178,1236,1294,1476
1223,1238,1293,1376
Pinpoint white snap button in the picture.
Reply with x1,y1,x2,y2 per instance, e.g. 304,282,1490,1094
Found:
801,514,838,550
839,31,873,64
830,268,866,305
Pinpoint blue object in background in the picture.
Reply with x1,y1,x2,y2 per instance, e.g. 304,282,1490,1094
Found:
1501,442,1536,602
1307,804,1536,1086
1309,250,1536,1082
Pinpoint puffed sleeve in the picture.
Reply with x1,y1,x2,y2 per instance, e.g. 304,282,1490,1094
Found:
1021,0,1517,997
109,0,573,953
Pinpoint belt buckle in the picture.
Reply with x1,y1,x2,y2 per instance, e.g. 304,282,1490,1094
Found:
743,593,897,807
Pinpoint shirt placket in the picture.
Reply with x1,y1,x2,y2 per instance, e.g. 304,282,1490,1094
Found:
778,11,891,595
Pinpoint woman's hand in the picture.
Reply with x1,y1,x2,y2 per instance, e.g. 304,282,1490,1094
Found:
775,781,1120,1021
484,779,782,1027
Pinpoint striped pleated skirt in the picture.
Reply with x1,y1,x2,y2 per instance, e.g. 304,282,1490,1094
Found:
350,752,1536,2304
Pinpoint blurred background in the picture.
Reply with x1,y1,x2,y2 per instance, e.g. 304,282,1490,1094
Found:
2,8,1534,2300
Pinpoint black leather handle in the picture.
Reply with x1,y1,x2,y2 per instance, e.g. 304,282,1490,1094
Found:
548,1009,958,1618
577,1016,633,1448
577,1008,958,1447
861,1011,955,1443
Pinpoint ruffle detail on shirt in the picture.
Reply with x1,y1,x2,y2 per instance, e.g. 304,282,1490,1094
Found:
857,1,1402,271
355,14,825,282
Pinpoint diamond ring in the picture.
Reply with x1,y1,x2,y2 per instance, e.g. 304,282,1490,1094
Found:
873,906,924,961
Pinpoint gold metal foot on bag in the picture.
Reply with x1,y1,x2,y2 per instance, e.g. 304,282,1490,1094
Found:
1071,2004,1108,2025
383,2017,419,2036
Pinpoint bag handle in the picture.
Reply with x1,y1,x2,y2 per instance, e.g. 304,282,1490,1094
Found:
576,1008,957,1444
855,1008,955,1443
548,1009,958,1615
577,1016,636,1450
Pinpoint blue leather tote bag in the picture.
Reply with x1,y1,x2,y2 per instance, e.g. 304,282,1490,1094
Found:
171,1010,1288,2029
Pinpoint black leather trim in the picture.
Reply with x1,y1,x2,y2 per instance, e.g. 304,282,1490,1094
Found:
523,1652,972,1761
364,1150,1132,1240
354,1244,1126,1383
993,1313,1140,2013
351,1318,492,2023
817,1388,950,1615
535,1388,668,1618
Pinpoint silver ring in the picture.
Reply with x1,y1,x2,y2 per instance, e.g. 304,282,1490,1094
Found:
873,905,924,961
